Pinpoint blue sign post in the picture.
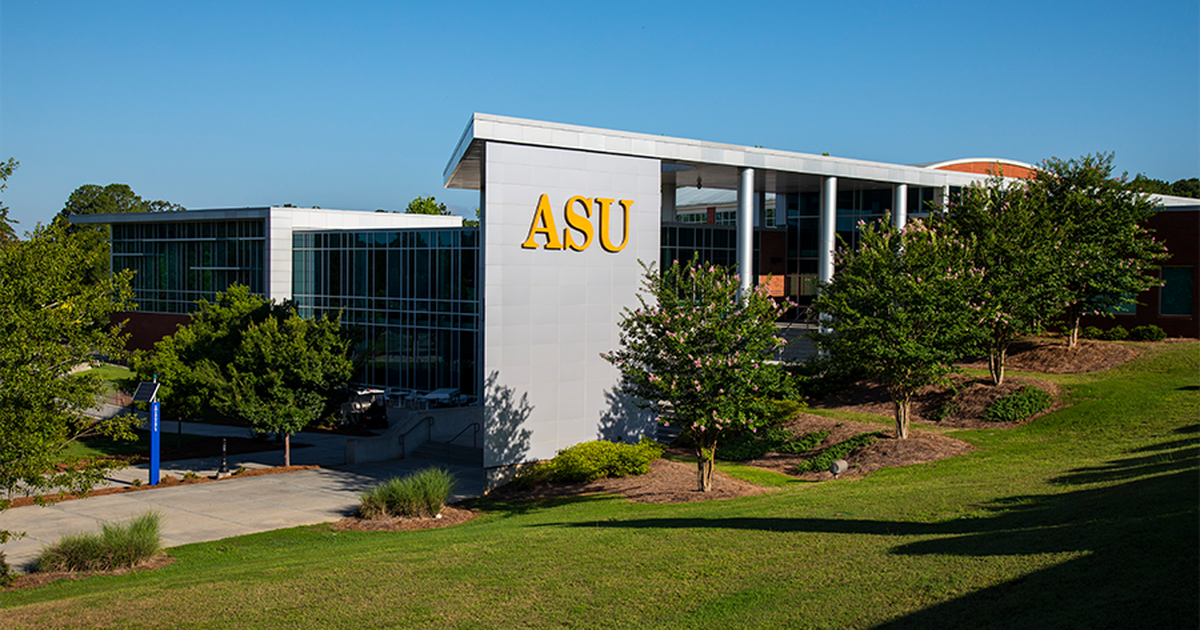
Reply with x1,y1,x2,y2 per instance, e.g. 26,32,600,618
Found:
133,380,162,487
150,401,161,486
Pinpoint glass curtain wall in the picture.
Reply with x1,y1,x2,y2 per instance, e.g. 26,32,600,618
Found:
110,220,266,314
292,228,480,397
777,186,937,301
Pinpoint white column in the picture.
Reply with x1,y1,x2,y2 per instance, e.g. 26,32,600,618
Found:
661,172,677,222
818,176,837,287
737,167,755,295
894,183,908,230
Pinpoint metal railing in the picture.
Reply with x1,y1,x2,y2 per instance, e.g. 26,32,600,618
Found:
445,422,480,449
398,416,434,459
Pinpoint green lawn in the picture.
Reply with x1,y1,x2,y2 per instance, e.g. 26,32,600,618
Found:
77,364,136,395
3,342,1197,629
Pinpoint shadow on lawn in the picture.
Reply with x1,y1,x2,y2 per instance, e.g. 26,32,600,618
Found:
550,428,1199,629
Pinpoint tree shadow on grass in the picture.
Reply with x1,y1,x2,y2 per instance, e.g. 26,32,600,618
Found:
546,432,1199,629
459,493,620,518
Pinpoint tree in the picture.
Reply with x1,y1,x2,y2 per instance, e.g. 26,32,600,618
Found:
1170,177,1200,199
937,175,1065,385
1029,154,1168,347
56,183,186,284
136,284,281,423
604,257,793,492
1130,174,1200,199
405,196,450,215
0,158,18,244
137,285,353,465
0,222,138,542
224,312,353,466
811,217,980,439
60,183,150,217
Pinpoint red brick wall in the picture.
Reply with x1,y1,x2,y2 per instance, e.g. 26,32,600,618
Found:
758,230,788,297
1079,209,1199,338
113,311,191,352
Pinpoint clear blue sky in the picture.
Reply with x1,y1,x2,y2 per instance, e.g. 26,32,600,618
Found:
2,0,1197,229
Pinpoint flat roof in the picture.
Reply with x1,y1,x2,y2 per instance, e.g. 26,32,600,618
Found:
444,113,995,194
68,206,464,229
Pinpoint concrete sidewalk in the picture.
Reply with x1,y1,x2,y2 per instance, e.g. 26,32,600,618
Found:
90,420,356,489
1,424,485,573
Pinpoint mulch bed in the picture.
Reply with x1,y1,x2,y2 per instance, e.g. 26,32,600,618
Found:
4,553,176,592
740,415,976,479
486,458,778,505
327,506,479,532
957,337,1138,374
810,374,1063,430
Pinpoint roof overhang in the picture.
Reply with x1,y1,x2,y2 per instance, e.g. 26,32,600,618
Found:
443,113,997,194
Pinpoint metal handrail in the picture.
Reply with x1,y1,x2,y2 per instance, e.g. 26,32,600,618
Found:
445,422,480,449
398,416,434,459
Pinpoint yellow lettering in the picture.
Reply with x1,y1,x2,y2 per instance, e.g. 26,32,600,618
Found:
521,193,563,250
598,198,632,252
562,196,594,251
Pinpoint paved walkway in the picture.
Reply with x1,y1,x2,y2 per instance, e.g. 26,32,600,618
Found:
1,422,485,573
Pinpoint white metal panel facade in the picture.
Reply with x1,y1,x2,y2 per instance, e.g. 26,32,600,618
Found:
481,141,659,467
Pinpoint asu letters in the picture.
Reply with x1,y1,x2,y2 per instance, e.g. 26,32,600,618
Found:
521,194,633,252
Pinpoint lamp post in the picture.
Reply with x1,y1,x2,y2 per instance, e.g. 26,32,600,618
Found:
218,438,229,476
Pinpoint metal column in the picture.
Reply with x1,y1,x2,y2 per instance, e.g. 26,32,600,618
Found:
737,167,755,296
661,172,677,222
818,176,837,286
894,183,908,230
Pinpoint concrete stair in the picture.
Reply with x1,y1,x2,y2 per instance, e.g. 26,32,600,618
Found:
410,441,483,467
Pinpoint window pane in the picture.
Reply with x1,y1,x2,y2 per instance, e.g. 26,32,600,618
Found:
1162,267,1194,316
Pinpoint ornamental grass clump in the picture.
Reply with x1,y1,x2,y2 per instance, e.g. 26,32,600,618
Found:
37,511,161,572
360,467,455,519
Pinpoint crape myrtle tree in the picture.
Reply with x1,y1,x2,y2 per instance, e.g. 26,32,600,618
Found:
811,217,980,439
1029,154,1168,348
936,174,1066,385
604,257,793,492
0,222,139,542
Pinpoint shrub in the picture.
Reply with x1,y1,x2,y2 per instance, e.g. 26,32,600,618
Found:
984,386,1052,423
360,467,456,519
788,360,865,400
777,430,831,454
38,511,161,572
930,402,958,422
1130,325,1167,342
716,425,831,461
512,438,664,488
716,426,790,461
1104,326,1128,341
795,432,883,473
1080,325,1104,340
0,551,13,587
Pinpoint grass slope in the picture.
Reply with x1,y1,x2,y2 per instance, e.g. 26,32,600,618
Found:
3,343,1197,629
